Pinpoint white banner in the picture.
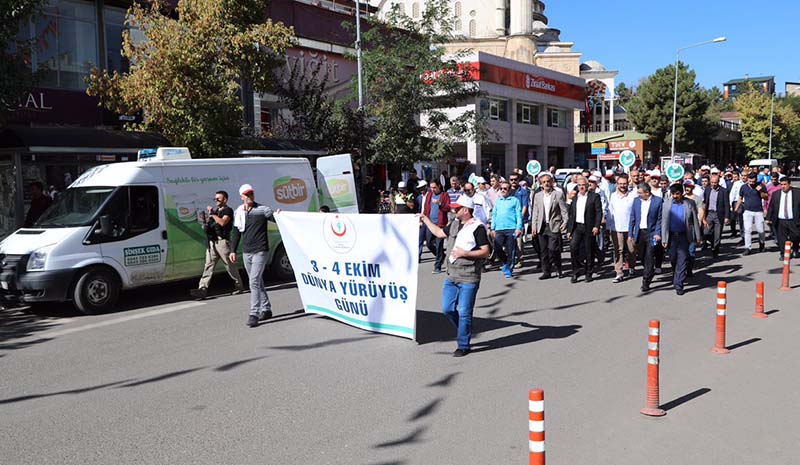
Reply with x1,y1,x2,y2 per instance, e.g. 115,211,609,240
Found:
275,212,419,339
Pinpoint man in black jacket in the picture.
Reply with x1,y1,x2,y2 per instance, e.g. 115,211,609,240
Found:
566,176,603,283
766,177,800,259
702,174,730,257
229,184,279,328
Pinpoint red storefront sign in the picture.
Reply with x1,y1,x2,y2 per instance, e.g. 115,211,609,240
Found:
468,62,585,102
421,61,585,102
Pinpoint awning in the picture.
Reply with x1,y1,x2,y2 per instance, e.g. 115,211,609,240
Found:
580,131,649,144
0,125,170,154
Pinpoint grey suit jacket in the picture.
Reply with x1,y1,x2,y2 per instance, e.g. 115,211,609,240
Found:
661,197,702,246
531,189,569,234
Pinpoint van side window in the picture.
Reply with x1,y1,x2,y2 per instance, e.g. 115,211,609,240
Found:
129,186,159,235
97,186,159,242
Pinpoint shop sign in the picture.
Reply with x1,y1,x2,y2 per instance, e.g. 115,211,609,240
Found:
591,143,607,155
9,88,103,126
609,140,638,152
466,62,586,102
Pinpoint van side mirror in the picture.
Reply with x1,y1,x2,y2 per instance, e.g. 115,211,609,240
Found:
99,215,113,236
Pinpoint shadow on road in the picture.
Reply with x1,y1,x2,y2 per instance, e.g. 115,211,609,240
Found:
374,426,427,449
426,372,460,388
471,322,581,353
266,334,379,351
407,397,444,422
0,379,135,405
726,337,761,351
660,387,711,412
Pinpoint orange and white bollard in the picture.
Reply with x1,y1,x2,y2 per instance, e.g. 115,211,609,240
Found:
779,241,792,292
711,281,731,354
640,320,665,417
529,389,545,465
752,281,768,319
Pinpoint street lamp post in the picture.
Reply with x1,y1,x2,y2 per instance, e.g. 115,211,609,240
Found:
768,92,775,160
669,36,726,163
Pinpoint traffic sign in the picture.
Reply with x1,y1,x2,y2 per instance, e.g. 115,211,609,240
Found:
666,163,685,181
619,150,636,168
526,160,542,176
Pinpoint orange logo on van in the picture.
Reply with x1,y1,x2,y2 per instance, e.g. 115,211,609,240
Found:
273,177,308,204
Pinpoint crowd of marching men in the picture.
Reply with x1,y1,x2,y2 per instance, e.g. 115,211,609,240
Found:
382,162,799,296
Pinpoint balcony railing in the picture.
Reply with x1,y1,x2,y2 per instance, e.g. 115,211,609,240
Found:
717,120,740,132
577,120,635,133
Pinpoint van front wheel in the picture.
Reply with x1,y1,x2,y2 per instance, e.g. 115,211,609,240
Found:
270,245,294,281
73,268,120,315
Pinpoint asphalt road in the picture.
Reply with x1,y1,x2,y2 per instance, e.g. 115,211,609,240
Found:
1,235,798,465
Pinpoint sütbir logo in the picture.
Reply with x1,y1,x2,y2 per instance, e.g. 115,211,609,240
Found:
323,214,357,253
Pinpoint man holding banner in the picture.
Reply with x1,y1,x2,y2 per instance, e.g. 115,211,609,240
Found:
418,195,490,357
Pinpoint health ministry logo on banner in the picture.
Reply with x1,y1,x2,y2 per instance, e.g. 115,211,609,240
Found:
323,214,357,253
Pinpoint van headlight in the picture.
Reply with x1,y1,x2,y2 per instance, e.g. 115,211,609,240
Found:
27,244,56,272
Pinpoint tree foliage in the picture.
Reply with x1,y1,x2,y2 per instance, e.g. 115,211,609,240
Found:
0,0,44,125
614,82,633,107
734,83,800,159
86,0,294,157
358,0,489,164
271,59,366,154
627,62,715,154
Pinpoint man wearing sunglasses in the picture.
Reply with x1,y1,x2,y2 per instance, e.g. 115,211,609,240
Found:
191,190,244,300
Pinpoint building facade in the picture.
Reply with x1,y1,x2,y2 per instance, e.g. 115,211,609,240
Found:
723,76,775,100
441,52,585,175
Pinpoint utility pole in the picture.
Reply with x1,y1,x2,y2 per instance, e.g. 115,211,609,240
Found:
768,92,774,160
354,1,367,210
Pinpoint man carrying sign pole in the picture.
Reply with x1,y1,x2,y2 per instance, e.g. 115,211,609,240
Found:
418,196,491,357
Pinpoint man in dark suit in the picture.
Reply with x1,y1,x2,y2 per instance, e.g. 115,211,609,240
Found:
702,174,731,257
531,172,569,279
766,177,800,259
662,183,703,295
629,183,663,292
566,176,603,283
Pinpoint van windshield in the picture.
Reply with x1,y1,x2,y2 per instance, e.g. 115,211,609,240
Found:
35,187,116,228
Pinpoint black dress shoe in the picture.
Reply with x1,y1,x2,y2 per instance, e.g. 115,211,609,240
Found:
453,348,470,357
247,315,259,327
538,273,552,280
743,249,752,256
585,274,594,283
759,242,765,252
557,271,565,279
259,310,273,321
641,283,651,292
570,275,579,284
675,288,685,296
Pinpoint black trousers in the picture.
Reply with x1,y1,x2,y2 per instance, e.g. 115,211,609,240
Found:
569,224,595,275
778,219,800,253
537,226,562,274
704,210,724,251
634,231,656,285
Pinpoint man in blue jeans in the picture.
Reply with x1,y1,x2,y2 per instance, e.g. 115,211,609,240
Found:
490,181,522,278
418,195,490,357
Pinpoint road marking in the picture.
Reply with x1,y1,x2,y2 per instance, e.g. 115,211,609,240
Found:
19,302,206,341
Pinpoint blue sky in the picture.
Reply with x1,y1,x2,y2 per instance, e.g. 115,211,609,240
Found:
546,0,800,93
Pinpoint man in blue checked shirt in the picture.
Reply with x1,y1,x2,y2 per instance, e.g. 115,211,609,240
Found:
490,180,523,278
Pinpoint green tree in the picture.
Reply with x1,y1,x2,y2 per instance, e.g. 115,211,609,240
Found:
627,62,715,154
86,0,294,157
614,82,634,107
272,60,365,154
734,84,800,159
358,0,488,164
0,0,44,125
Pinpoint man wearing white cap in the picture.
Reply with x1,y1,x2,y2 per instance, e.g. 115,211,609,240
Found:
230,184,279,327
417,195,490,357
648,170,663,198
394,181,416,214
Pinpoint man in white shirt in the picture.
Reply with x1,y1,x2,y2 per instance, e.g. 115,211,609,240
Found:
728,171,744,239
606,173,637,282
766,177,800,259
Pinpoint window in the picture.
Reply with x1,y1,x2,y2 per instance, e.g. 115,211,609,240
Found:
103,6,129,74
412,2,419,18
96,186,159,242
455,2,462,15
469,19,476,36
23,0,99,90
547,108,566,128
484,98,508,121
454,19,462,32
516,102,539,125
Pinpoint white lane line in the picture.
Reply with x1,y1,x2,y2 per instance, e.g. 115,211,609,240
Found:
18,302,206,341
